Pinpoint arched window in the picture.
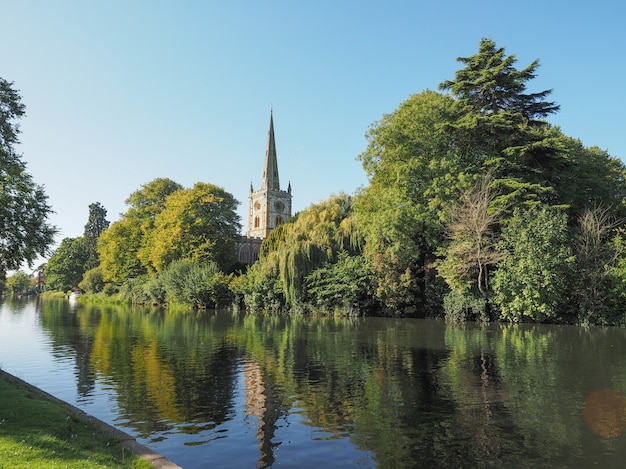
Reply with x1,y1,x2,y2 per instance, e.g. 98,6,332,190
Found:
254,216,260,228
275,216,283,226
239,244,251,264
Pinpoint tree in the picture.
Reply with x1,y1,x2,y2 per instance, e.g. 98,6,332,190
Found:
5,270,34,295
553,137,626,220
239,194,362,313
438,174,504,300
78,266,104,294
141,182,241,272
492,206,574,323
98,178,182,283
355,90,462,315
44,237,88,291
83,202,109,270
160,259,233,308
304,251,375,315
98,217,144,283
439,38,559,119
0,78,56,278
572,206,625,323
439,38,564,208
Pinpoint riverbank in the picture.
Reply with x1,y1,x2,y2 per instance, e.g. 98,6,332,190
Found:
0,370,182,468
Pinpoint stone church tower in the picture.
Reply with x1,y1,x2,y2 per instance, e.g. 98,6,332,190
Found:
238,111,292,264
246,110,292,239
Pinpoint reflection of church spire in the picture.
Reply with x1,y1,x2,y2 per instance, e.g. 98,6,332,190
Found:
243,359,283,468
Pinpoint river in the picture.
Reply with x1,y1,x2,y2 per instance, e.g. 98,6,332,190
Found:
1,297,626,468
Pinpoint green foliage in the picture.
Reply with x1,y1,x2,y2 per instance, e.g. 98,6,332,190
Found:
83,202,109,270
492,206,574,322
141,182,241,273
355,90,463,314
119,275,166,305
443,290,488,323
160,258,232,308
278,194,361,309
98,217,144,283
98,178,182,283
439,38,565,209
439,38,559,119
78,267,104,294
0,78,56,276
236,256,285,312
304,251,376,316
4,270,35,295
44,237,88,292
237,194,361,313
554,138,626,219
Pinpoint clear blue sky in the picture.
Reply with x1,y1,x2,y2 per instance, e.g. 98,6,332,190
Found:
2,1,625,260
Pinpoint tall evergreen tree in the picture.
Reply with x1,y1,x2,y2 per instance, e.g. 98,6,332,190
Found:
439,38,564,207
83,202,109,270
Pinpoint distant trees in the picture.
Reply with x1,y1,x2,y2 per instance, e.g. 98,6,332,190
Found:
98,179,240,283
4,270,35,295
45,237,89,292
98,178,182,283
44,202,109,292
43,177,242,308
0,78,56,278
141,182,240,273
83,202,109,270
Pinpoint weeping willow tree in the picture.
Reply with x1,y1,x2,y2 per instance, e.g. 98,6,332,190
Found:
240,193,363,312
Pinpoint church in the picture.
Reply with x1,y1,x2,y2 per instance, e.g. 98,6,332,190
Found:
238,111,292,264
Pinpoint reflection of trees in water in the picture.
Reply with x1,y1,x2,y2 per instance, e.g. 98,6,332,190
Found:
34,301,626,468
37,298,97,399
40,302,242,438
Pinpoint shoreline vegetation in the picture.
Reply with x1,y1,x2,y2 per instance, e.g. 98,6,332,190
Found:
5,39,626,326
0,369,180,469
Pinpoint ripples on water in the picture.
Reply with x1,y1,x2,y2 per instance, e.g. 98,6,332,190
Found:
2,298,626,468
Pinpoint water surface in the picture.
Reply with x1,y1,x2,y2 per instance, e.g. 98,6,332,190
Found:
1,297,626,468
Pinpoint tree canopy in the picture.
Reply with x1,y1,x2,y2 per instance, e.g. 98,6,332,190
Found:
98,178,182,283
99,179,240,284
0,78,56,277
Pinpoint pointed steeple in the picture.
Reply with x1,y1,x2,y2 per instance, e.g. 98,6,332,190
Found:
261,109,280,191
244,109,292,243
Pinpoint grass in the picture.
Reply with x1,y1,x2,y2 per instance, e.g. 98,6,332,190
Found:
0,373,153,469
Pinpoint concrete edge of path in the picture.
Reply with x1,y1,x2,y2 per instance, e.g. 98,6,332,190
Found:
0,370,183,469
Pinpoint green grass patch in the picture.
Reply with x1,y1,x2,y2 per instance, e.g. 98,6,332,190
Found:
0,374,152,468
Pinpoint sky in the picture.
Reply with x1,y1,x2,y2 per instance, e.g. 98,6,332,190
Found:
2,1,625,266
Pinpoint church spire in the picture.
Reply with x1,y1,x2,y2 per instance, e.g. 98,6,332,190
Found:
261,109,280,191
244,109,292,243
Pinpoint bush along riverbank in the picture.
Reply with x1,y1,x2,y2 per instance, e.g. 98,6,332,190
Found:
0,370,179,468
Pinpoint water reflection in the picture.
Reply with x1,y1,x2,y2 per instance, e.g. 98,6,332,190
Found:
1,298,626,467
